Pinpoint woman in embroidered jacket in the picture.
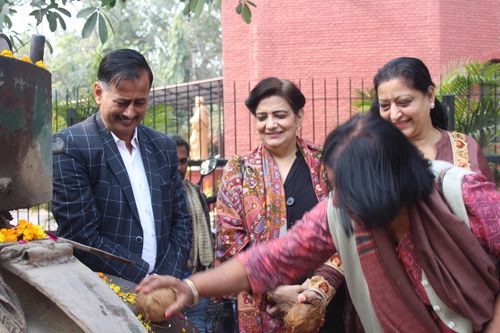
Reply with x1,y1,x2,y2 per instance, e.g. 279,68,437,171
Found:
137,112,499,333
214,77,344,332
371,57,494,181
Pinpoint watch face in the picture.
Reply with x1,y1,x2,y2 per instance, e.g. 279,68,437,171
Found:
0,33,12,51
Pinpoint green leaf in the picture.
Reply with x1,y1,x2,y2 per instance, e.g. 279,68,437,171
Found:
4,15,12,28
45,38,53,54
182,2,191,15
241,3,251,23
193,0,204,16
47,11,57,32
235,3,242,14
55,7,71,17
77,7,96,18
102,12,115,34
81,11,98,38
101,0,116,9
54,11,66,30
98,13,108,43
29,9,46,25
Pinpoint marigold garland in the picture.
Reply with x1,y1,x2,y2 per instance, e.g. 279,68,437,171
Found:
0,50,48,70
97,272,153,332
0,219,47,243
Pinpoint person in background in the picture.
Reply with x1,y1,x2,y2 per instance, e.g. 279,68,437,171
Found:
172,134,214,333
52,49,192,283
216,77,344,333
137,112,500,333
372,56,494,181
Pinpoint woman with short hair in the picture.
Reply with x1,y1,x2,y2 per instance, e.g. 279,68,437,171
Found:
215,77,344,333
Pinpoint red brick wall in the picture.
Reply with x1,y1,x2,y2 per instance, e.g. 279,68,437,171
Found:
221,0,500,156
440,0,500,67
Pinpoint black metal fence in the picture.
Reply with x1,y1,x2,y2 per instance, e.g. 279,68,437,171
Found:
12,77,499,228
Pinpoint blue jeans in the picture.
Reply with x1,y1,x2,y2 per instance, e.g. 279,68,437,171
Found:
184,296,210,333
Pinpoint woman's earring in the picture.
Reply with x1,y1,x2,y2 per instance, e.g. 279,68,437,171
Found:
430,102,435,109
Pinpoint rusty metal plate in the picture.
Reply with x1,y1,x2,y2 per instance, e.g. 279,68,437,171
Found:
0,56,52,211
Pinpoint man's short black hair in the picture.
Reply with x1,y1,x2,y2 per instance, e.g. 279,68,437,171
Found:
97,49,154,88
172,135,190,156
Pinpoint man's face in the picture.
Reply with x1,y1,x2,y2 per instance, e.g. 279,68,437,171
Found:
177,145,189,179
94,71,150,143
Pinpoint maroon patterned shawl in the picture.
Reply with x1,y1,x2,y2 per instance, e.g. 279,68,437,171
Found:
365,188,498,332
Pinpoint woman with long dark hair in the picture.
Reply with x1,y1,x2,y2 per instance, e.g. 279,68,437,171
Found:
372,57,494,181
137,112,499,333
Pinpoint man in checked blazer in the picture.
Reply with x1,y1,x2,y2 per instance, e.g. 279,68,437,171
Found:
52,49,192,283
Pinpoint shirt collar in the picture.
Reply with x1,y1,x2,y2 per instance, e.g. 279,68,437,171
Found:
110,128,139,149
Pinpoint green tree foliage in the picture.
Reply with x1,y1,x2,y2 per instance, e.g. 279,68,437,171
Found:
165,14,192,84
46,0,221,89
437,61,500,151
353,87,376,113
0,0,254,48
46,0,221,133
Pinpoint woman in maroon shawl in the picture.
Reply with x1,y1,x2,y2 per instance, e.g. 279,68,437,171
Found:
137,113,499,333
371,57,494,182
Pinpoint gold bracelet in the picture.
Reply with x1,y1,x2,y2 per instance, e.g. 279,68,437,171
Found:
183,278,200,306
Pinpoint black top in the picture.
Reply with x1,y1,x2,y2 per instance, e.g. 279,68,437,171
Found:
283,150,318,229
284,151,346,333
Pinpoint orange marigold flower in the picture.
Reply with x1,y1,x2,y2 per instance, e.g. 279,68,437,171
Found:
20,55,33,63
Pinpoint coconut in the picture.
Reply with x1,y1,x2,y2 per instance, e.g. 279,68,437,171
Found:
283,299,326,333
135,287,176,322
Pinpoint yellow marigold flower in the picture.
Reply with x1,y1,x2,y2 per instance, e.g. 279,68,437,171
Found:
20,55,33,63
0,228,17,242
0,233,5,242
0,50,13,58
137,314,153,332
35,60,47,69
22,228,35,241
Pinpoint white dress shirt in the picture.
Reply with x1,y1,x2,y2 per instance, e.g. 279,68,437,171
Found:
111,129,156,273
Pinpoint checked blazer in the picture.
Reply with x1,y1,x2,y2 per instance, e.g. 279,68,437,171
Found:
52,112,192,283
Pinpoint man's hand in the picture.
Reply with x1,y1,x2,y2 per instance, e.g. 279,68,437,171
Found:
266,284,306,317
